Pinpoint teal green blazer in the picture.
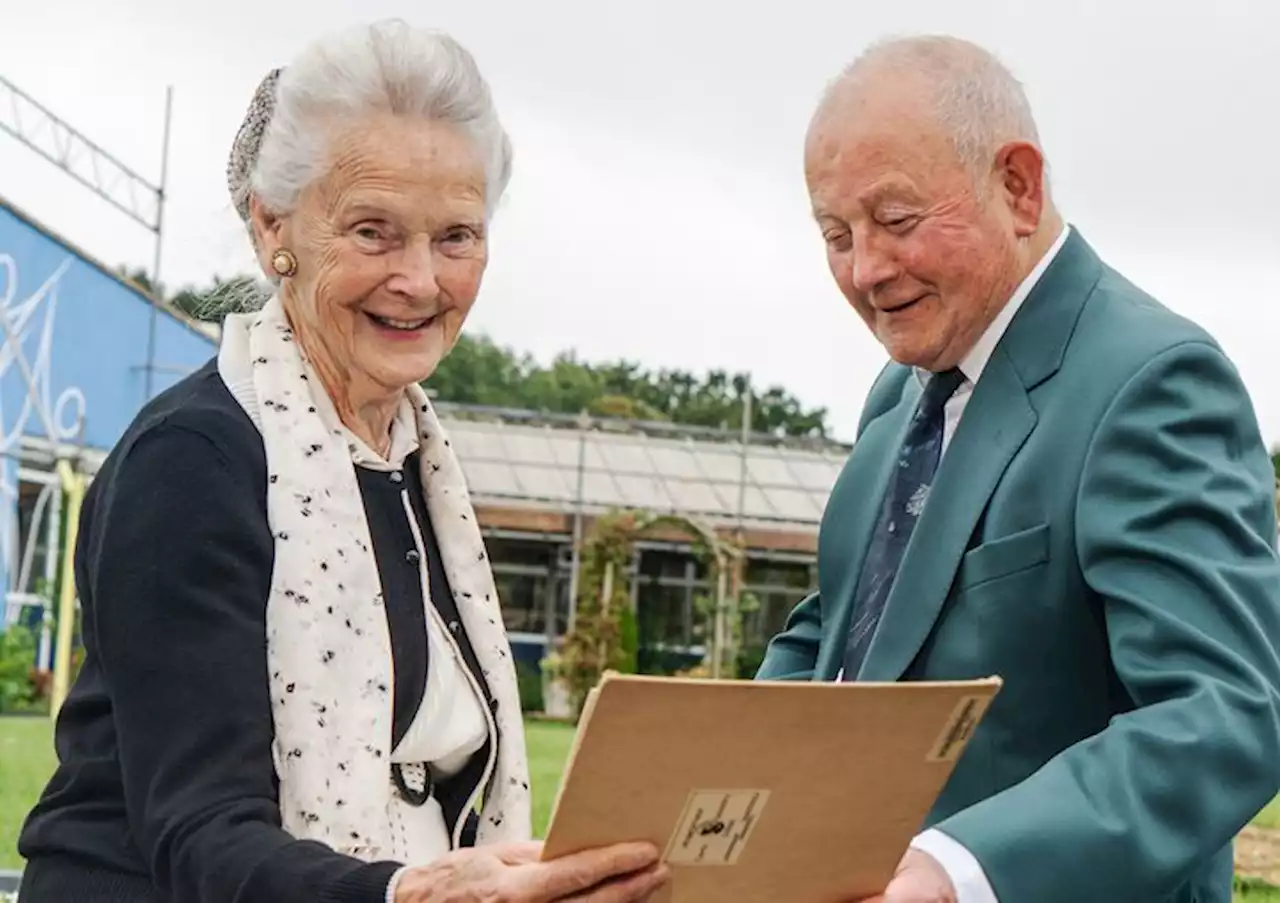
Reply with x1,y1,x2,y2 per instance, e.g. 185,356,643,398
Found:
757,230,1280,903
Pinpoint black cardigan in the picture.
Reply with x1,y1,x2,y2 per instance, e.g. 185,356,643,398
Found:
17,360,494,903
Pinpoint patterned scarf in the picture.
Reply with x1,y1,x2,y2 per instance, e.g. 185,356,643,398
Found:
216,295,531,862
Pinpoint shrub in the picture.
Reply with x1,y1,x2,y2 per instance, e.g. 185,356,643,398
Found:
0,623,42,713
515,658,545,713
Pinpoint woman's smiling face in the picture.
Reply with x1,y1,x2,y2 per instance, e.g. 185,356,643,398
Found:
251,111,489,411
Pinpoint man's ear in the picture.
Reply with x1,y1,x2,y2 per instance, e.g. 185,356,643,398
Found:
993,140,1047,238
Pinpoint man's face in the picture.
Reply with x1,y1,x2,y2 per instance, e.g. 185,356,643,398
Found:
805,86,1024,371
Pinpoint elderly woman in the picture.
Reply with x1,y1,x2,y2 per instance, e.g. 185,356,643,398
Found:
17,19,667,903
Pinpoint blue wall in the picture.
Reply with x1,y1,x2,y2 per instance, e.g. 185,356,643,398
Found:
0,201,216,453
0,198,216,625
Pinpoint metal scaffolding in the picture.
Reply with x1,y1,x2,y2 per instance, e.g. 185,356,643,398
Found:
0,73,174,399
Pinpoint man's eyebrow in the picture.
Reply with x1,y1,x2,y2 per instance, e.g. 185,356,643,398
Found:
859,180,924,207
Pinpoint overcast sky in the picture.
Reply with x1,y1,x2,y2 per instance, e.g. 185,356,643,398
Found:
2,0,1277,445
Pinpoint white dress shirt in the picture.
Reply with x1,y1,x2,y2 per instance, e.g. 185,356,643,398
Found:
906,225,1071,903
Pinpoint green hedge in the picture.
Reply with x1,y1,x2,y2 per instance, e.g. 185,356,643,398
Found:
0,625,42,714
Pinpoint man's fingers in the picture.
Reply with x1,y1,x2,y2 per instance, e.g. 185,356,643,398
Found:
531,842,661,901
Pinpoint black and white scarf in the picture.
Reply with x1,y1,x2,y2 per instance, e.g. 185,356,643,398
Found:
217,295,531,862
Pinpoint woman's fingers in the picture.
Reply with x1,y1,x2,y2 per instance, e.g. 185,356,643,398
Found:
571,862,672,903
526,842,662,902
494,841,547,865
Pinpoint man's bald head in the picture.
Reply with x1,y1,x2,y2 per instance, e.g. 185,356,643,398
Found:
814,35,1044,181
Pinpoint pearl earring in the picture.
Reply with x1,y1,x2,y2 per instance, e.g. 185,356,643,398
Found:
270,248,298,278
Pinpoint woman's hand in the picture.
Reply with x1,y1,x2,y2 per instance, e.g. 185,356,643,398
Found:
394,840,670,903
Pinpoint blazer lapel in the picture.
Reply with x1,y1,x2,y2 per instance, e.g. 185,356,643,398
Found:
857,349,1037,682
840,228,1103,683
813,388,918,681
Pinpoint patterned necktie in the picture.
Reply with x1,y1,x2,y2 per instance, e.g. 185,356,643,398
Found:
840,367,965,681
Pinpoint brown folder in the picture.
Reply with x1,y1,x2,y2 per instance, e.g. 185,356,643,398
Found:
541,673,1002,903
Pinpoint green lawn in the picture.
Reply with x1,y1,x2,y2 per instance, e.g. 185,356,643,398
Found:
0,715,577,872
1237,879,1280,902
525,718,576,835
1255,797,1280,832
0,718,53,871
3,715,1279,901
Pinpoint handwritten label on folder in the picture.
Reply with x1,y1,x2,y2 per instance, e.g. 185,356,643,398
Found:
926,694,992,763
662,790,770,866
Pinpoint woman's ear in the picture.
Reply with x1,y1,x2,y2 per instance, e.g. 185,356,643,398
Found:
248,194,287,274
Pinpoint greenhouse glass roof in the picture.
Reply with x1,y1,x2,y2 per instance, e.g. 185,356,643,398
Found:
438,416,848,530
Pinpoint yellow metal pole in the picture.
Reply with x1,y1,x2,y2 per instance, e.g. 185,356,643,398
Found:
49,459,85,720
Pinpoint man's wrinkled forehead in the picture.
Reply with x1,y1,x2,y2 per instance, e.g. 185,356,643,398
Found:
805,85,955,198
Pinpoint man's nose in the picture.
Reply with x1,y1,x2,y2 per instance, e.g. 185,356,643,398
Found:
849,230,900,294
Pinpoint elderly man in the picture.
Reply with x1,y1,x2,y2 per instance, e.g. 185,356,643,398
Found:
757,35,1280,903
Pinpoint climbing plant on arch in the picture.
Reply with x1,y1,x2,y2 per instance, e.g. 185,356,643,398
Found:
554,509,744,715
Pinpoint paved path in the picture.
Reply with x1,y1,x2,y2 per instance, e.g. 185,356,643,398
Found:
0,869,20,896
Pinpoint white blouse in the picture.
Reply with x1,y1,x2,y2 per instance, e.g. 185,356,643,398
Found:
343,399,491,841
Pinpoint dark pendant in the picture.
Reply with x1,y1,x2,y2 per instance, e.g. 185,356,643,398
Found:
391,762,434,807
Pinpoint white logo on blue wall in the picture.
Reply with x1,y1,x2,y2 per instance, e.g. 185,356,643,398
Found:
0,252,87,628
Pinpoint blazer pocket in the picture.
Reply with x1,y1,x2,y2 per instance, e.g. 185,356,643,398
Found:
956,522,1050,592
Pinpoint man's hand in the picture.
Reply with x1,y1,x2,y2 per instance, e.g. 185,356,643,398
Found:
852,848,957,903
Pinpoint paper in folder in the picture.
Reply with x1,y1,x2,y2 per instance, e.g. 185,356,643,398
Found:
541,672,1002,903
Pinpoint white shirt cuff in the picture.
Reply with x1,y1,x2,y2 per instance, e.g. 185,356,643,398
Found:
386,865,410,903
910,828,999,903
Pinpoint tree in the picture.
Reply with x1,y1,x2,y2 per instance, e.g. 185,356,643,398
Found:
124,268,835,437
587,395,667,422
115,265,160,297
1272,448,1279,525
420,333,534,408
427,334,833,438
113,265,250,320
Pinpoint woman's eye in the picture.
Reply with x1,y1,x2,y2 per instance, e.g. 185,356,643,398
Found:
355,226,384,241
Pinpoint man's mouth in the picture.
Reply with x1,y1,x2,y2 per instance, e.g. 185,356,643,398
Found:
366,312,437,332
880,294,927,314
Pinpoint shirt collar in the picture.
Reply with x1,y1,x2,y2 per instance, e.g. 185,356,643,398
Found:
344,394,421,471
915,223,1071,388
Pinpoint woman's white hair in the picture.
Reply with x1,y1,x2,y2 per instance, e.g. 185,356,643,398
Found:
234,19,510,222
257,20,509,219
207,20,510,318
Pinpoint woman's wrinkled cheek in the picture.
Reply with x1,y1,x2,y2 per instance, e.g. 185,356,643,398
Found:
284,251,358,396
314,284,364,381
448,300,475,344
